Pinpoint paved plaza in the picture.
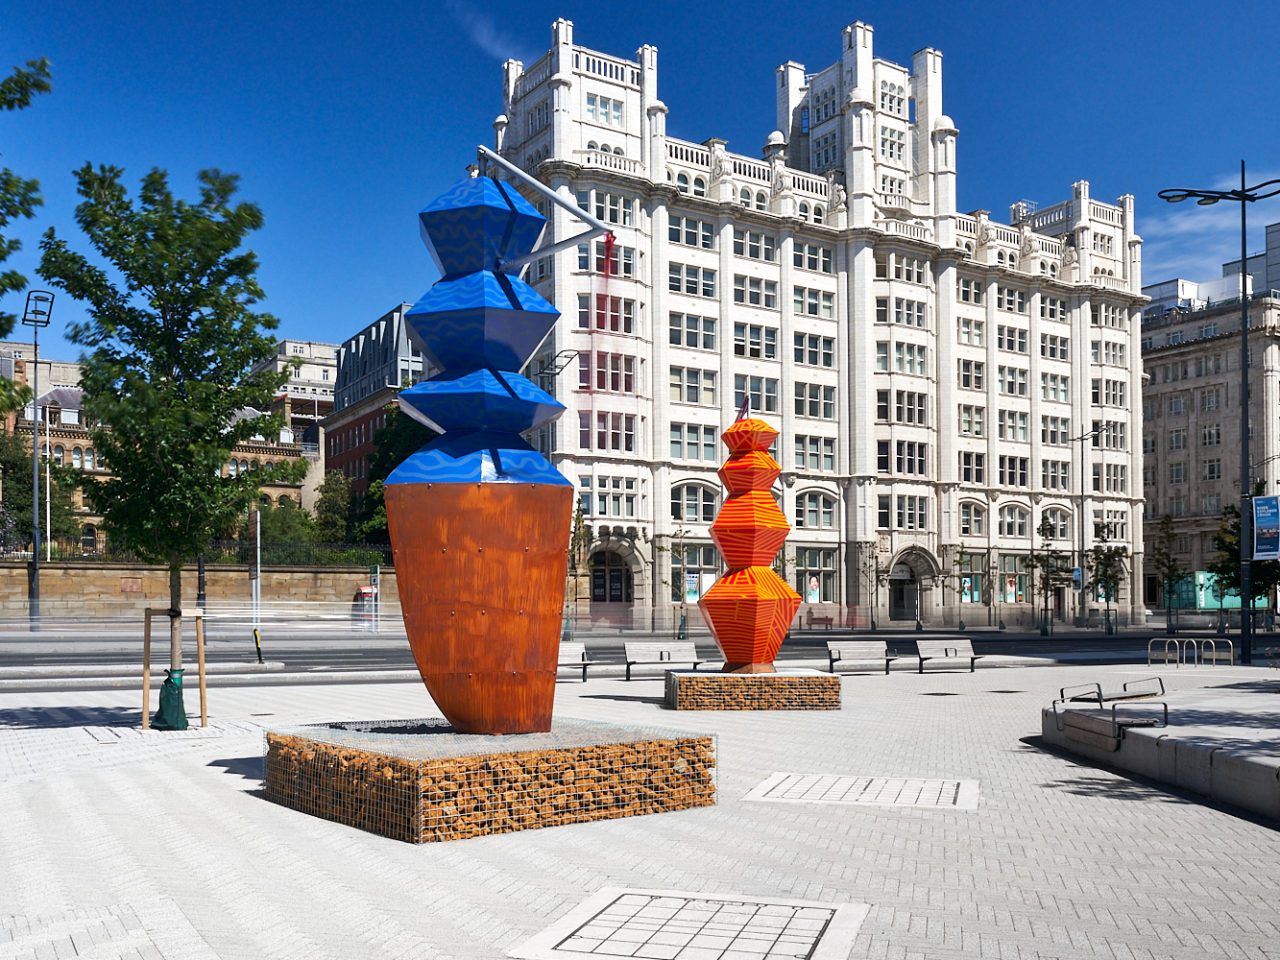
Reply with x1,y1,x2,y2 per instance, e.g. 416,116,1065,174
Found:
1,659,1278,959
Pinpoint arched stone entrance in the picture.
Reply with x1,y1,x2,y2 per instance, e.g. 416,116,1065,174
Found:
885,548,941,624
590,549,634,603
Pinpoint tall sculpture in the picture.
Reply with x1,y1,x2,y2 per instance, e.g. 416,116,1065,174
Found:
384,173,572,735
697,417,801,672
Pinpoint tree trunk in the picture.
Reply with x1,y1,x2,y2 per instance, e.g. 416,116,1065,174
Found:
169,561,183,671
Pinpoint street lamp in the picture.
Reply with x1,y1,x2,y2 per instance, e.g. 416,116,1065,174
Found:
1159,163,1280,664
21,291,52,631
1068,428,1099,627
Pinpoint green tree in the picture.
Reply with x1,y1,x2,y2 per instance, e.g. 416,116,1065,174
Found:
313,469,354,543
1209,482,1280,615
1148,514,1186,635
38,164,299,728
244,496,316,544
353,404,436,543
0,428,79,545
1087,526,1128,635
0,58,52,411
1027,516,1069,635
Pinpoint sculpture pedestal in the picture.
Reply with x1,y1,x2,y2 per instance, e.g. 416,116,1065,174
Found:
664,669,841,711
263,718,715,843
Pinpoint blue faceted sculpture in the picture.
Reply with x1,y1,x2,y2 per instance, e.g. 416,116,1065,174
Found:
383,173,574,735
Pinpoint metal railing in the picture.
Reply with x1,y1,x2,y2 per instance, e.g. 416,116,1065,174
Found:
0,539,394,567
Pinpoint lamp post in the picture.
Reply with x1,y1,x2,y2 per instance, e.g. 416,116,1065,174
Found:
21,291,52,631
1159,163,1280,664
1069,428,1099,627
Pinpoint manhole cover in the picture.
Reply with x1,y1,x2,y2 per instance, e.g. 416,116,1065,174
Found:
511,888,870,960
744,773,979,810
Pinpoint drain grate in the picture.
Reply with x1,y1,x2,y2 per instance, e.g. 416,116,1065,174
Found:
743,773,979,810
511,888,869,960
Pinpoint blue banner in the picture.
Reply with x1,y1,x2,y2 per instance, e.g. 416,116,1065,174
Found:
1255,496,1280,561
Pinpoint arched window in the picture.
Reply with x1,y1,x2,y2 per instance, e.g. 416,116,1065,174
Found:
53,444,64,464
228,461,238,477
671,484,718,523
278,495,293,508
739,187,752,205
81,524,97,553
250,460,258,471
85,448,94,470
813,205,825,224
240,459,249,474
998,505,1029,537
959,502,986,536
693,177,706,197
587,141,598,151
996,250,1005,265
613,146,623,155
798,202,810,221
72,447,82,468
1050,263,1058,277
755,191,767,211
676,172,690,194
1043,507,1071,540
795,491,836,529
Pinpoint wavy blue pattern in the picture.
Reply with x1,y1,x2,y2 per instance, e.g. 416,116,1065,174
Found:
418,178,545,276
399,370,564,435
385,431,570,486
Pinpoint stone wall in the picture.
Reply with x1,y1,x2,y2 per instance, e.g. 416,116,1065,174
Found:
0,562,399,618
664,671,842,710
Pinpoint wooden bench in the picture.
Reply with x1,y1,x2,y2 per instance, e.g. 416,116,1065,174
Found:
916,638,983,673
805,611,834,630
557,641,596,682
827,640,898,675
623,641,706,680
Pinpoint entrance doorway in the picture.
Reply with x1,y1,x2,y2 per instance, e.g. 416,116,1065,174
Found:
888,563,917,621
589,550,633,603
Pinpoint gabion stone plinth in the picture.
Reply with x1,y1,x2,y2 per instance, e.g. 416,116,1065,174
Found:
263,719,716,843
664,670,841,711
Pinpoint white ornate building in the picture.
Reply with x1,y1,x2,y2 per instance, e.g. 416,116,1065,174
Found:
499,18,1146,629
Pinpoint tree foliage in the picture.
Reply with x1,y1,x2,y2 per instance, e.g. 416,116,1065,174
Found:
1087,533,1129,627
1209,483,1280,605
0,427,79,544
244,495,316,544
353,404,436,543
313,469,354,543
0,58,52,408
37,165,299,601
1026,516,1069,628
1148,514,1186,626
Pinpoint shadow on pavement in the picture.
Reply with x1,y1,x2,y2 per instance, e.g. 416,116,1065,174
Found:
209,755,263,781
0,705,139,729
580,693,665,706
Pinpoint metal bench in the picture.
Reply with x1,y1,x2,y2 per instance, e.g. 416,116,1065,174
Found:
826,640,898,675
1051,678,1168,749
623,641,706,680
915,638,983,673
557,641,596,682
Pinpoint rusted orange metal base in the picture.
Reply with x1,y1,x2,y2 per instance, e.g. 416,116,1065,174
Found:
385,481,572,734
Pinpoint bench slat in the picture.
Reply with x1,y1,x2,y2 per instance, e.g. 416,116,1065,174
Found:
916,638,983,673
826,640,897,675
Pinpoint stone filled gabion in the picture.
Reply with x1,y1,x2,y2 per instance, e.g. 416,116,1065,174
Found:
264,733,716,843
665,673,841,711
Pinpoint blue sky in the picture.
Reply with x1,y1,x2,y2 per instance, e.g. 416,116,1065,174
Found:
4,0,1279,357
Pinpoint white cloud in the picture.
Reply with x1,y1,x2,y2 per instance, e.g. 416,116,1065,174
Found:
441,0,534,63
1140,169,1280,286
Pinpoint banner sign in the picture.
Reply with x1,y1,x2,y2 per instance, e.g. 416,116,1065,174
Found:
1255,496,1280,561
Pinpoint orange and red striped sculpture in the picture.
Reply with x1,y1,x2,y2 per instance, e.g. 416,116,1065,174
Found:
697,418,801,672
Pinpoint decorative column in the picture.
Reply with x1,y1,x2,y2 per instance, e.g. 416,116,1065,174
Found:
698,417,801,673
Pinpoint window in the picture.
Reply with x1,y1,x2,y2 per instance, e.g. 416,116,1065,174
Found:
958,551,985,602
1169,462,1187,485
996,286,1027,313
957,277,984,303
875,342,889,371
734,375,779,414
669,263,716,297
895,343,928,374
1042,508,1070,540
578,240,635,278
960,503,985,536
1201,424,1221,447
876,298,889,323
876,441,890,473
589,476,638,518
1091,378,1127,407
733,229,776,261
997,366,1028,396
998,505,1029,537
958,359,984,389
878,495,891,529
1041,373,1070,402
1091,302,1124,328
669,215,714,249
733,275,778,308
669,313,716,349
734,323,777,359
895,441,927,475
879,126,905,162
895,496,928,530
996,325,1028,353
794,382,836,419
585,93,624,126
1092,340,1126,365
996,409,1028,442
582,352,636,393
669,366,717,405
671,543,721,601
1041,460,1070,490
1202,493,1222,514
575,188,634,225
1041,333,1070,360
958,317,985,345
670,423,718,461
1168,395,1186,416
1200,387,1222,411
793,286,835,318
998,456,1029,487
895,391,927,425
1201,458,1222,481
671,484,718,523
1041,416,1070,445
795,492,836,529
1091,420,1127,451
958,404,985,437
793,243,834,274
876,391,891,421
893,298,927,327
959,451,985,483
794,548,836,602
1041,297,1066,321
794,435,836,472
794,333,835,368
577,293,635,332
582,412,636,452
72,447,82,468
1000,554,1028,602
1168,428,1187,451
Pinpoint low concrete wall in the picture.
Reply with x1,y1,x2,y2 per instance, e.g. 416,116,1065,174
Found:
0,562,400,618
